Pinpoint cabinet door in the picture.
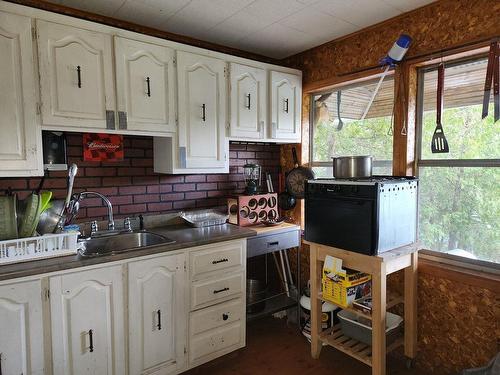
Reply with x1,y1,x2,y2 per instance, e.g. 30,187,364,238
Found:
177,51,227,169
50,266,125,375
114,37,176,134
0,12,42,176
37,20,115,130
270,71,301,142
0,280,45,375
229,63,266,139
128,254,186,375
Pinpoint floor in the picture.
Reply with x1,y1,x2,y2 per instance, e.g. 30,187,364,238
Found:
185,317,425,375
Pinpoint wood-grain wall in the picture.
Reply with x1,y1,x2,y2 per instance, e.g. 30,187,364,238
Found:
280,0,500,373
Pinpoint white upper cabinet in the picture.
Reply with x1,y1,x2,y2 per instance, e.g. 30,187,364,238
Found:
50,266,126,375
37,20,115,130
128,254,186,375
114,37,176,134
176,51,227,170
0,11,42,177
229,63,267,140
270,71,302,142
0,279,45,375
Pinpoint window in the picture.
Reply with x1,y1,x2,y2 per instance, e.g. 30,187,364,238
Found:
416,56,500,263
310,76,395,177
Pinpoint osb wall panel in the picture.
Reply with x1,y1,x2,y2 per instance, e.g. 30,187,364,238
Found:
388,269,499,375
285,0,500,85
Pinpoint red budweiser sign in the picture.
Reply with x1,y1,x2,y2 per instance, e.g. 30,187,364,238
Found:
83,133,124,161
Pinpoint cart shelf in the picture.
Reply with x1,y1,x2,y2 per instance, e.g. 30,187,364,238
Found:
319,324,405,367
317,292,404,320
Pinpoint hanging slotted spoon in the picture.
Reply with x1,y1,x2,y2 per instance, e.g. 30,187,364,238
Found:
431,64,449,153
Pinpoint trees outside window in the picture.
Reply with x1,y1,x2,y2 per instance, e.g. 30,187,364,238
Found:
417,57,499,263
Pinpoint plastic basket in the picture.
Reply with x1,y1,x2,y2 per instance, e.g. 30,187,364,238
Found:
0,232,79,265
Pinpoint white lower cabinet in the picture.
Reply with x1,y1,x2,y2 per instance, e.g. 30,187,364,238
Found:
50,266,126,375
0,279,45,375
187,240,246,369
128,253,186,375
0,239,246,375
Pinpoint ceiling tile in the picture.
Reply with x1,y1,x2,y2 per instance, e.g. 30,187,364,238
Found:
242,0,307,25
313,0,401,27
279,8,357,39
381,0,434,12
135,0,192,16
237,23,316,58
114,0,170,29
59,0,126,16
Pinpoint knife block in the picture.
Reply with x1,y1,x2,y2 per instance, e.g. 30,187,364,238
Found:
227,193,278,226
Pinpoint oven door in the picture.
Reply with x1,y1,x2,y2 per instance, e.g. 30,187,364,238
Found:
305,195,377,255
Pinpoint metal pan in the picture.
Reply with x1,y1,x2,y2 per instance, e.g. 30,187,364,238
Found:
285,147,315,199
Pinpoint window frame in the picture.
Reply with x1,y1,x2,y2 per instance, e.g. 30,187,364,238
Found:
415,54,500,266
308,73,396,171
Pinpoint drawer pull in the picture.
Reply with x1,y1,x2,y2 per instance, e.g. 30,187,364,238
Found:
146,76,151,97
88,329,94,353
76,65,82,88
268,241,279,247
157,309,162,330
222,313,229,321
212,258,229,265
213,287,229,294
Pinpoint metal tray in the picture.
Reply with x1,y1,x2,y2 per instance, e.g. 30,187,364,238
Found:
180,209,228,228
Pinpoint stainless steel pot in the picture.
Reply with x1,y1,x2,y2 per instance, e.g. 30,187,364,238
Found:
332,156,373,178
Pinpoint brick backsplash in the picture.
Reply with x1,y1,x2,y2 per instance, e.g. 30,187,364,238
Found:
0,133,280,222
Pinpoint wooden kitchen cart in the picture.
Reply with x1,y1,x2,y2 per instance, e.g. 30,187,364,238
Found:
305,241,418,375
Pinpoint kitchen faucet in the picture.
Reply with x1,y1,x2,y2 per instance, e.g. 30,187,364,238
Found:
77,191,115,232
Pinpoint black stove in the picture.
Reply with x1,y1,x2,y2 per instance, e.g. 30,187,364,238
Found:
305,176,418,255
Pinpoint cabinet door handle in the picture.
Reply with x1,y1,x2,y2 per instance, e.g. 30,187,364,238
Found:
284,98,289,113
213,287,229,294
77,65,82,88
88,329,94,353
157,309,162,330
212,258,228,264
246,93,251,109
222,313,229,321
201,104,206,122
146,76,151,97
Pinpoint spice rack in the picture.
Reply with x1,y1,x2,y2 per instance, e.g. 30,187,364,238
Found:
306,241,418,375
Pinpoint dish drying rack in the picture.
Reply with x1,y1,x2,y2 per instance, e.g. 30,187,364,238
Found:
0,232,79,265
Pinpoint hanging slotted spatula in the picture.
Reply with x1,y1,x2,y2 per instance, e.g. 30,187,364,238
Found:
431,64,449,153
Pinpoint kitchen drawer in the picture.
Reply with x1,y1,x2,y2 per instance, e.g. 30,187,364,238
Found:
191,272,244,310
190,298,244,336
190,242,244,280
247,229,300,258
189,321,243,364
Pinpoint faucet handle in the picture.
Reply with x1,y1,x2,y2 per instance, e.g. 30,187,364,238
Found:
124,217,132,231
90,220,99,236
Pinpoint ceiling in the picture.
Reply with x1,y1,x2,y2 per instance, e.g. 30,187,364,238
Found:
46,0,435,59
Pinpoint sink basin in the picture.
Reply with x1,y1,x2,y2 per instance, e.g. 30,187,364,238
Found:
78,231,175,257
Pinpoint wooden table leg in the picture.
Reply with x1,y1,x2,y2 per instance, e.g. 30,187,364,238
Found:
404,251,418,359
309,245,323,359
371,264,387,375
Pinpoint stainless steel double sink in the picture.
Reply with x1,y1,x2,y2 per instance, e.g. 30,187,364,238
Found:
78,231,175,257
